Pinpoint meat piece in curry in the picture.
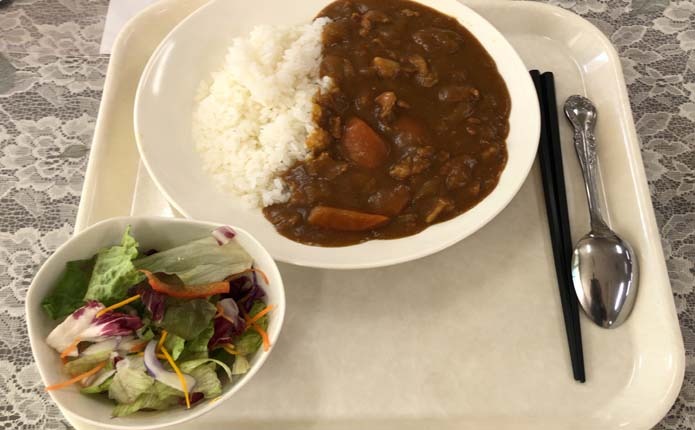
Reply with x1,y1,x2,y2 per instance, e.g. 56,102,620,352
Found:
263,0,511,246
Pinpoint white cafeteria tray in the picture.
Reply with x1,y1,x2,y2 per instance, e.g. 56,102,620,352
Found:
70,0,684,429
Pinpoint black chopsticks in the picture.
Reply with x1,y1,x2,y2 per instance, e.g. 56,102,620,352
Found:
530,70,585,383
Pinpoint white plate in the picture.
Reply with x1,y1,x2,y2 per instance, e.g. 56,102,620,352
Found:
72,1,684,429
133,0,540,269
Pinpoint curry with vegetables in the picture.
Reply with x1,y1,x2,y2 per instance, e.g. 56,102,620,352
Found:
263,0,511,246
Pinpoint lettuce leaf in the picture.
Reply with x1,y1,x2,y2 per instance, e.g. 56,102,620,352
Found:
187,323,214,353
185,363,221,399
179,358,232,381
84,227,144,306
234,331,262,356
231,355,250,375
81,373,114,394
111,381,181,417
136,321,155,341
160,299,217,340
163,333,185,361
81,360,115,394
41,258,95,319
108,356,154,404
179,322,214,361
233,300,269,355
134,236,252,285
64,350,111,377
179,358,232,398
210,348,236,372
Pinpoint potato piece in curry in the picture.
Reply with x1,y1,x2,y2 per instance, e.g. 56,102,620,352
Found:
263,0,510,246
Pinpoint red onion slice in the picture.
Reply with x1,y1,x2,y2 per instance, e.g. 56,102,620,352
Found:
143,340,196,393
212,226,236,245
217,298,239,320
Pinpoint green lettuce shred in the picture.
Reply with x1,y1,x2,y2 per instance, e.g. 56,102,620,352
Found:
81,374,114,394
111,382,182,417
83,226,144,306
233,300,269,355
163,333,186,361
64,351,111,377
134,236,252,285
179,358,232,381
108,357,154,404
41,257,95,319
231,355,250,376
179,322,214,362
160,299,217,340
186,363,221,399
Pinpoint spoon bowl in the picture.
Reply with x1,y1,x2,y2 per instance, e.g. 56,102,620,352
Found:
572,231,639,328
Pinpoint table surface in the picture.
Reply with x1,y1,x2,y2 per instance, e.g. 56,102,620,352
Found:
0,0,693,429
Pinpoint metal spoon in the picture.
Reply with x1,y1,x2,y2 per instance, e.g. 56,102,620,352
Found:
564,95,639,329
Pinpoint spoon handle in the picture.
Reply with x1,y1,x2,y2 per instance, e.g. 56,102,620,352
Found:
564,96,609,233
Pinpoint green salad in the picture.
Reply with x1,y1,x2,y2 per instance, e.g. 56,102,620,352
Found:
42,226,274,416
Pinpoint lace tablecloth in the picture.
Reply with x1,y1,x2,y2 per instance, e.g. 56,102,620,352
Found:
0,0,693,428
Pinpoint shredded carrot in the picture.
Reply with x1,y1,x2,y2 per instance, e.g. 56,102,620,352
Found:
245,304,275,327
157,330,168,351
95,295,141,318
45,361,107,391
251,323,271,352
160,345,190,409
229,268,270,286
140,269,229,298
128,341,148,353
222,344,239,355
60,337,81,362
157,354,167,360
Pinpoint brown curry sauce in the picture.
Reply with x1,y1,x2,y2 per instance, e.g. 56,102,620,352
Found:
263,0,511,246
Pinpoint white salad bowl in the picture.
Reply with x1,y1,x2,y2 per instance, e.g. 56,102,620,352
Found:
134,0,540,269
25,216,285,430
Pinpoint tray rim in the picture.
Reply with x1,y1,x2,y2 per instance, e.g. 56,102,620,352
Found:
74,0,199,233
70,0,685,429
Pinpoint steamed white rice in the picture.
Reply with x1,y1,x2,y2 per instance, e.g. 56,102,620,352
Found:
193,18,331,208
